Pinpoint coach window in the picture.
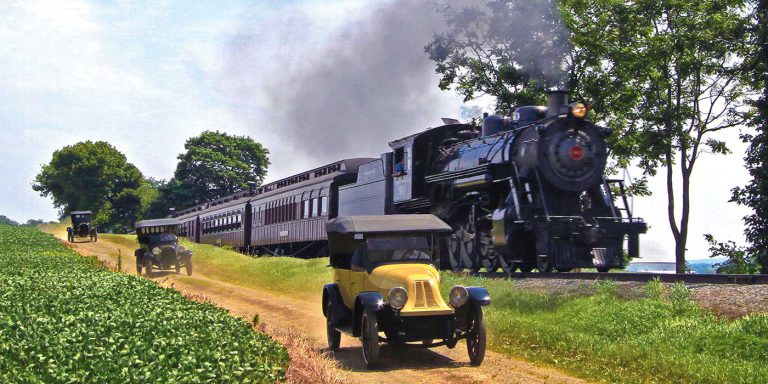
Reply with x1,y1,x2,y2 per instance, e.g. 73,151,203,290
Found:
321,192,329,216
302,192,310,219
316,189,323,217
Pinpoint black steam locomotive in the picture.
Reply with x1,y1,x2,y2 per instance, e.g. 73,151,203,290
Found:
173,91,646,273
338,91,646,273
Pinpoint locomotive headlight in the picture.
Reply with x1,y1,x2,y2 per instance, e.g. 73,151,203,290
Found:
570,102,588,119
388,287,408,310
152,247,161,256
449,285,469,307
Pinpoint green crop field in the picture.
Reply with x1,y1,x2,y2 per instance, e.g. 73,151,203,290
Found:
0,225,289,383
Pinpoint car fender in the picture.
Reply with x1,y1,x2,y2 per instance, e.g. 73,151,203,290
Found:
322,284,350,327
353,291,384,337
466,286,491,306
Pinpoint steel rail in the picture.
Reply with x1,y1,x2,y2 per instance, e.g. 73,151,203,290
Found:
470,271,768,285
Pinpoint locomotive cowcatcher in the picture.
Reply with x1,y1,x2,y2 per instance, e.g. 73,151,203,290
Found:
338,91,647,273
322,215,491,368
134,219,193,276
67,211,97,242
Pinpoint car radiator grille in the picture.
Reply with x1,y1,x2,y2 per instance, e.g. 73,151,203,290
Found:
413,280,438,308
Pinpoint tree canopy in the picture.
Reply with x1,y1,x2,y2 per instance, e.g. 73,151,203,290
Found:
427,0,752,272
731,0,768,273
167,131,269,209
32,141,148,232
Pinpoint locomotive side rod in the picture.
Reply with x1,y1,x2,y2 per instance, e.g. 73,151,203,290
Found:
472,271,768,285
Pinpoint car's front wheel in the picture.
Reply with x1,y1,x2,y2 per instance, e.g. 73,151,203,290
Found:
144,257,153,276
361,310,379,369
467,306,486,366
185,260,193,276
326,301,340,351
136,261,142,275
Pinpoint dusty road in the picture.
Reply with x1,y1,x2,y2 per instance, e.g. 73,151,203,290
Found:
44,227,586,384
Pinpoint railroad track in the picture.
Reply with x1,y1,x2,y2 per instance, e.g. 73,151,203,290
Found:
472,271,768,285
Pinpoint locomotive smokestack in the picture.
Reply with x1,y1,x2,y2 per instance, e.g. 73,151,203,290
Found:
546,89,569,117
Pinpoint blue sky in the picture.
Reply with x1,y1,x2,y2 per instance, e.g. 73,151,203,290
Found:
0,0,754,261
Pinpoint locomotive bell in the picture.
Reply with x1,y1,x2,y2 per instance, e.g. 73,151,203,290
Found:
546,90,569,117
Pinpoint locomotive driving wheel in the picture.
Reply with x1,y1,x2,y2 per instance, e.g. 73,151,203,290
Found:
449,207,500,273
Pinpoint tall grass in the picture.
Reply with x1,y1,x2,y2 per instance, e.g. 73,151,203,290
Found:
441,274,768,383
181,241,331,300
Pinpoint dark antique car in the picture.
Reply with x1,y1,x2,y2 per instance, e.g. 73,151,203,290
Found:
322,215,491,368
134,219,193,276
67,211,97,242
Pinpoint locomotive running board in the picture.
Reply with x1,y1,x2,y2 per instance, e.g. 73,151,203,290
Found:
424,164,490,184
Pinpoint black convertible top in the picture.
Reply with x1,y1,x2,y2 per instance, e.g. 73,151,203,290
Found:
135,218,181,229
326,215,452,234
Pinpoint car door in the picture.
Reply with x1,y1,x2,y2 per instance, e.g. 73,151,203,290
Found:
349,270,366,300
334,268,353,308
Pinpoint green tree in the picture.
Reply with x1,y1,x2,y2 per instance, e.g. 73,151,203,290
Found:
427,0,751,273
33,141,146,232
173,131,269,205
0,216,19,226
731,0,768,273
143,178,198,219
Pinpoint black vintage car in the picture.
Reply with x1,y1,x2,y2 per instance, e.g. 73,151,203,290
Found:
67,211,97,242
134,219,193,276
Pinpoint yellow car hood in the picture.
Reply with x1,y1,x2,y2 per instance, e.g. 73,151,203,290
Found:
369,263,454,316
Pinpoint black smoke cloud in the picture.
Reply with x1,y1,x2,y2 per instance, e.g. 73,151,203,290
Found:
226,1,458,169
226,0,570,173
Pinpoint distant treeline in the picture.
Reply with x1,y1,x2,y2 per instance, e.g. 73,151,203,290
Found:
0,215,56,227
32,131,269,234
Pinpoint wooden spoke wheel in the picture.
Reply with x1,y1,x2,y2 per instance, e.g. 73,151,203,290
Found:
467,306,487,366
143,258,153,276
361,310,379,369
326,301,341,351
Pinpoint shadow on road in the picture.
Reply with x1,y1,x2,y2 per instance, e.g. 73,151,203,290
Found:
331,343,470,372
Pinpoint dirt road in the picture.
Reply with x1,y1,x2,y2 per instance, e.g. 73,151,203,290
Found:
44,227,586,384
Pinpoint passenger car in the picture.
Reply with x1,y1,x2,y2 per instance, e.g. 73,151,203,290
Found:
322,215,491,368
67,211,97,242
134,219,193,276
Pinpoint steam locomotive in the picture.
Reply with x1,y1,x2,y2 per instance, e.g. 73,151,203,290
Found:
173,91,646,273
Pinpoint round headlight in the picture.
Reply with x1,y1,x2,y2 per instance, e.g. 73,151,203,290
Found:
178,245,186,253
388,287,408,310
152,247,161,256
570,102,588,119
449,286,469,308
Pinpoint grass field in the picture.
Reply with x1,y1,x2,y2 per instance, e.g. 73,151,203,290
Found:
0,225,289,383
145,239,768,383
441,274,768,384
43,229,768,383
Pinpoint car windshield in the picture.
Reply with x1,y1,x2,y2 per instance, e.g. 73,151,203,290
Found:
366,236,432,264
148,234,177,244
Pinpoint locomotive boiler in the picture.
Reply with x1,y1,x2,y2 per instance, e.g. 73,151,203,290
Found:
339,90,647,273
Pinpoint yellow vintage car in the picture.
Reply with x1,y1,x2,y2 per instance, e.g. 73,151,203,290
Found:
322,215,490,369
